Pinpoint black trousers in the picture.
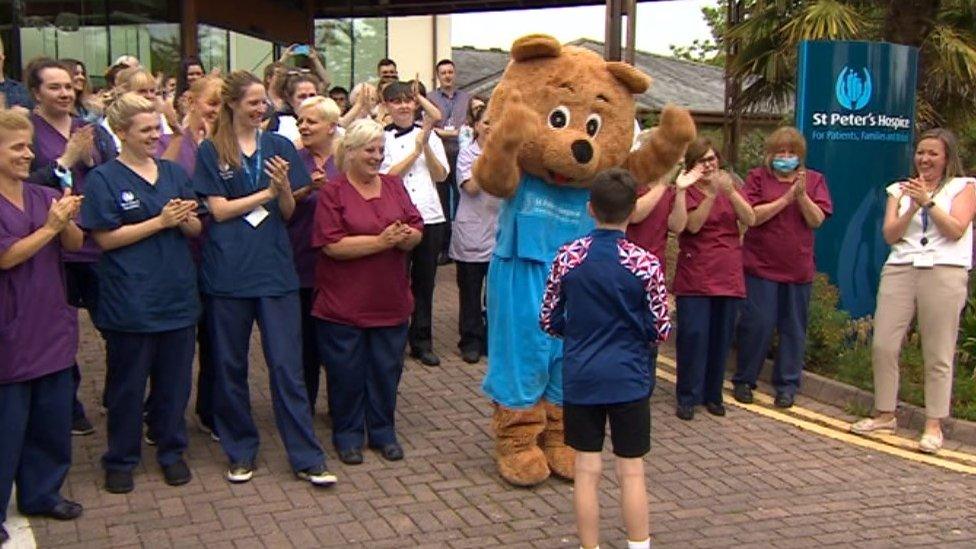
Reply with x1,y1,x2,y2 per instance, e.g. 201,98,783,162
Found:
437,139,460,254
299,287,324,413
456,261,488,354
64,261,97,422
408,222,447,354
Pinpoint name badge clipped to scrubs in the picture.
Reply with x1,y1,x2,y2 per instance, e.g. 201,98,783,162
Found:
244,205,269,228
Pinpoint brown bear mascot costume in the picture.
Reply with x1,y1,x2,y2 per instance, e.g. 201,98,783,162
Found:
475,34,696,487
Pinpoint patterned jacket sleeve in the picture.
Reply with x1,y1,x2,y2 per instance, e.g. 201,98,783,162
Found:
539,243,571,337
618,239,672,344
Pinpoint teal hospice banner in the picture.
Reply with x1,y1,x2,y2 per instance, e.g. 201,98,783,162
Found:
796,40,918,318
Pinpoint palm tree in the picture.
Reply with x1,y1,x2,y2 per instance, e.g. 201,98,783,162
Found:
725,0,976,130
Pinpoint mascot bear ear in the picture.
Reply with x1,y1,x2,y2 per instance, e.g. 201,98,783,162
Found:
511,34,562,62
606,62,652,94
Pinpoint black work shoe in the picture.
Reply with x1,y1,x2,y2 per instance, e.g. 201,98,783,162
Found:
296,466,337,487
732,383,754,404
774,393,795,408
225,462,255,483
705,402,727,416
461,349,481,364
29,499,83,520
162,460,192,486
411,350,441,367
1,525,10,544
675,405,695,421
374,442,404,462
105,470,134,494
71,416,95,436
337,448,364,465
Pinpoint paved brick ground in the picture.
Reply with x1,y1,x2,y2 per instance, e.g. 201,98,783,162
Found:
25,266,976,548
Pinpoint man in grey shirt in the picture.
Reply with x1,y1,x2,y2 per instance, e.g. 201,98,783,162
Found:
430,59,471,263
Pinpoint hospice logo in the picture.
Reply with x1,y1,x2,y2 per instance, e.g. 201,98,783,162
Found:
808,66,912,141
119,190,140,211
835,66,872,110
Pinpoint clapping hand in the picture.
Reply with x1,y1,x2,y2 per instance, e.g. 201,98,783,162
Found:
158,199,196,228
710,170,735,196
901,177,931,208
45,187,84,232
264,156,292,196
791,169,807,200
63,126,95,167
675,164,705,190
310,168,328,191
379,220,411,248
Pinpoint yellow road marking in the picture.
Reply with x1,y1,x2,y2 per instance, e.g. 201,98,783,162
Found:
655,355,976,475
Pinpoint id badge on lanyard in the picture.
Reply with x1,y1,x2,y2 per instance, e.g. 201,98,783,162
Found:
914,207,934,268
242,130,268,228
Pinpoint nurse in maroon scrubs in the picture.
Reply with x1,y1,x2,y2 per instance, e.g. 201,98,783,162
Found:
24,58,115,436
0,111,86,544
732,127,832,408
292,96,341,413
312,118,423,465
673,137,755,421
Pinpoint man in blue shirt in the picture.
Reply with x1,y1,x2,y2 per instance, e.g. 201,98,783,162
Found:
0,36,33,113
539,168,670,549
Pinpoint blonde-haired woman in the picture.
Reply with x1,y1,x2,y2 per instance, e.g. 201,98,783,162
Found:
0,110,85,542
291,95,341,412
80,93,201,493
852,129,976,454
192,71,333,486
161,75,222,435
312,118,423,465
104,67,180,154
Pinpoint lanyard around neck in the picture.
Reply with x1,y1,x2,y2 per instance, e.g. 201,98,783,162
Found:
240,130,263,188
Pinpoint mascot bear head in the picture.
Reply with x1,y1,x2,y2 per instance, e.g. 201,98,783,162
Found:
476,34,696,197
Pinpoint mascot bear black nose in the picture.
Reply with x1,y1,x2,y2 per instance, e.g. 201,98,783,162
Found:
571,140,593,164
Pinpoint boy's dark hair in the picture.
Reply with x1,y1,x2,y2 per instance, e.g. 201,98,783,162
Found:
329,86,348,96
382,80,414,102
435,59,454,70
377,58,397,70
589,168,637,224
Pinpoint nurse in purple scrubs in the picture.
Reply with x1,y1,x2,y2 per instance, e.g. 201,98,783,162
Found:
0,111,86,544
24,58,115,436
292,95,341,413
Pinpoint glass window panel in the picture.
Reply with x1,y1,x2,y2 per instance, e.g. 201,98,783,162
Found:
352,18,386,89
20,0,109,83
199,25,229,75
230,32,273,75
315,19,352,90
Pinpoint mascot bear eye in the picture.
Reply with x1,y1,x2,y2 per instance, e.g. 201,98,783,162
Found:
585,114,602,137
548,106,570,129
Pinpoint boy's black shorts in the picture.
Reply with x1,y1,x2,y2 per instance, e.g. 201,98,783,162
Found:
564,397,650,458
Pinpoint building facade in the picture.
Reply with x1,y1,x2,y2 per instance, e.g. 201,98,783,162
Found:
4,1,450,91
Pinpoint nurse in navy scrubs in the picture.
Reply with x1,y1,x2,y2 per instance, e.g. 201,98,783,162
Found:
80,93,201,494
193,71,333,486
0,111,85,544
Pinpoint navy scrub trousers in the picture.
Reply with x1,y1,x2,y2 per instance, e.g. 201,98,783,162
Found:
315,320,408,452
299,287,324,413
732,274,812,398
0,367,73,522
102,327,195,472
206,293,324,471
675,296,742,408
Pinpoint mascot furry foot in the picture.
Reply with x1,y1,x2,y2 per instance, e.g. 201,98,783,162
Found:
540,400,574,480
492,403,550,487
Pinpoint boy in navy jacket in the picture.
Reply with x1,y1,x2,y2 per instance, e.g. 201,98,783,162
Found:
539,167,670,549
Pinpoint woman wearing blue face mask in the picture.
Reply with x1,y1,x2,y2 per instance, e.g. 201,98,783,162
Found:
731,127,833,408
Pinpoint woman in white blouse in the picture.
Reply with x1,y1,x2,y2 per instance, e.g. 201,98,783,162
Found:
851,128,976,454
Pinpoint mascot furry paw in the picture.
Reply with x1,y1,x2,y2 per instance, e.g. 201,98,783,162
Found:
475,34,696,488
